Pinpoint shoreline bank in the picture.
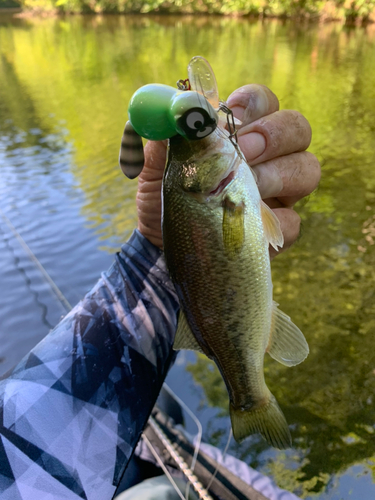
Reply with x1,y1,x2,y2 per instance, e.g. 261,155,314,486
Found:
1,8,374,25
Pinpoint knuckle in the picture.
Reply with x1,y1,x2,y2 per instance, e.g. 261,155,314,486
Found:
285,211,302,248
273,110,312,150
306,152,321,185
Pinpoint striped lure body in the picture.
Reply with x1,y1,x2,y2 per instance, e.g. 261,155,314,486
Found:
119,121,144,180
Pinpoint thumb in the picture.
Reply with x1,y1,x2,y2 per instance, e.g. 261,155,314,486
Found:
136,140,167,249
139,140,168,182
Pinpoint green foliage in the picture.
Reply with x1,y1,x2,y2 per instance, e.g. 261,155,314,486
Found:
343,0,375,23
0,0,20,7
54,0,87,14
264,0,326,17
11,0,375,21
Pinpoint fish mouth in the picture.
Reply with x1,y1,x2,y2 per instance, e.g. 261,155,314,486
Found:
209,170,236,197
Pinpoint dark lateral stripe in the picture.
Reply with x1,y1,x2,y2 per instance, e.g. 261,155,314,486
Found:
119,158,144,167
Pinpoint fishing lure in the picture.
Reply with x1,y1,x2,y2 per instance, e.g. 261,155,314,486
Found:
119,56,239,179
119,61,222,179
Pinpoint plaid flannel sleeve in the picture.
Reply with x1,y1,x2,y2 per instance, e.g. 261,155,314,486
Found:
0,230,180,500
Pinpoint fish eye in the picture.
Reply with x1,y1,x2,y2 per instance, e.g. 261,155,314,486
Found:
176,107,217,140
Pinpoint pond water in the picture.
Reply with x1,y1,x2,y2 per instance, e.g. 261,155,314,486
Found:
1,13,375,499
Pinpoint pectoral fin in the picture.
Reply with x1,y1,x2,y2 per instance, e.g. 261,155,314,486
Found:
267,301,309,366
222,198,245,259
260,201,284,251
173,310,204,353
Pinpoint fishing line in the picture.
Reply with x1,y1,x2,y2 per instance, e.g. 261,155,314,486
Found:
205,427,233,494
163,384,233,500
0,208,72,313
0,219,54,330
148,416,213,500
142,433,188,500
163,383,203,500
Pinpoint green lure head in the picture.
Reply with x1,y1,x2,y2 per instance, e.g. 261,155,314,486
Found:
128,83,218,141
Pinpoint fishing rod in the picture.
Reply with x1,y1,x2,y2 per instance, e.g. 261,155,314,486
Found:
162,382,204,499
147,415,213,500
145,408,269,500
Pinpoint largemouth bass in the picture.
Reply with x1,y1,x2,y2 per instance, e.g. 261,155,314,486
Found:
163,127,309,449
119,55,309,449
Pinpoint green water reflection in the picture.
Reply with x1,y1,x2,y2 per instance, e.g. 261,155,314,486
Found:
1,13,375,497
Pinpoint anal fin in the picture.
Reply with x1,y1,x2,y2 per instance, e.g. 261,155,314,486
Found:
173,310,204,353
267,301,309,366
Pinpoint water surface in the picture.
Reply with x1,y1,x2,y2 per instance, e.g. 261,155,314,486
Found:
1,13,375,498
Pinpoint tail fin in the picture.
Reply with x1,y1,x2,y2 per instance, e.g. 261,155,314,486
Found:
230,395,292,449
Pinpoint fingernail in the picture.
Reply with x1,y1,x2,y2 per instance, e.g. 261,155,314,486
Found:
227,92,249,122
229,105,244,122
253,163,283,199
238,132,266,161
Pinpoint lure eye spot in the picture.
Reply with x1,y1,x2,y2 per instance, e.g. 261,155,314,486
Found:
186,111,205,130
176,107,217,140
196,125,214,138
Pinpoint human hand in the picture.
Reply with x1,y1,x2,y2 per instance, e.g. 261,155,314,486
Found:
136,84,321,257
